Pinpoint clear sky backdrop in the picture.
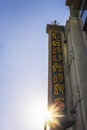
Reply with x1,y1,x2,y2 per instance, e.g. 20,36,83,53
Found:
0,0,69,130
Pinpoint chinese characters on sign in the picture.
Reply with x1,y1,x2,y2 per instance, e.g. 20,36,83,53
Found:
51,32,66,111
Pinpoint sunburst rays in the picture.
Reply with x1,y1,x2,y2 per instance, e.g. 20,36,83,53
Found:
46,104,65,128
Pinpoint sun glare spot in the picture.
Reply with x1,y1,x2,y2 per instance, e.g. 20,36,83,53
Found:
31,102,65,129
45,104,65,128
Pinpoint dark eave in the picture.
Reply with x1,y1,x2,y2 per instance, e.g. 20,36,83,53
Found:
66,0,72,7
66,0,83,10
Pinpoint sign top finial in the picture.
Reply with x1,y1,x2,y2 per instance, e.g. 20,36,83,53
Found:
52,20,59,25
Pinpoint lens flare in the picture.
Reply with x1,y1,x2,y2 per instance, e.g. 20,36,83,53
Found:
45,104,65,128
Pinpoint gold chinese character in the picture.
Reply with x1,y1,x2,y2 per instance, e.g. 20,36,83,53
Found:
58,64,63,72
58,55,63,62
53,47,62,54
54,98,65,109
54,84,64,95
55,97,64,102
52,40,61,46
54,84,59,95
51,33,57,39
53,75,58,83
58,73,64,83
57,47,61,54
53,55,57,62
53,48,57,54
52,63,59,72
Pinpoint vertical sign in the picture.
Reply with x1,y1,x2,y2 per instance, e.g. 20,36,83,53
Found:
51,32,66,112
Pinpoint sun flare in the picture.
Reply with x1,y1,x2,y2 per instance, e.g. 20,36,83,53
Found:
45,104,65,128
31,102,64,129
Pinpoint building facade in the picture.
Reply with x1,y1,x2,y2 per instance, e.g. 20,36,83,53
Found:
46,0,87,130
66,0,87,130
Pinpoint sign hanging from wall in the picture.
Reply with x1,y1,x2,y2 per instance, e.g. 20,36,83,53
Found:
51,32,66,113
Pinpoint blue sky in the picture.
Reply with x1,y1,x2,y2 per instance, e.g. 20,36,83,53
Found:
0,0,69,130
